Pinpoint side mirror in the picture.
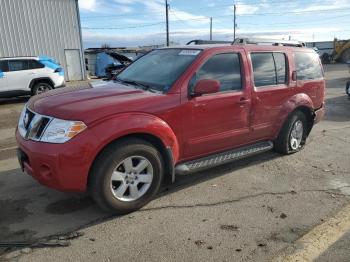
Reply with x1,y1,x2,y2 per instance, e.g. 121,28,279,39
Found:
193,79,220,96
292,71,297,81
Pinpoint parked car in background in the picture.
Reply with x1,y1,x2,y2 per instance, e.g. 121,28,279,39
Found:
0,56,65,98
16,40,325,214
94,52,132,80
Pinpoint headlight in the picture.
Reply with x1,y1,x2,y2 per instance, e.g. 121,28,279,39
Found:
41,118,87,144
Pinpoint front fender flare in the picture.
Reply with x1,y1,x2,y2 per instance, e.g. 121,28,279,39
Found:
89,112,180,164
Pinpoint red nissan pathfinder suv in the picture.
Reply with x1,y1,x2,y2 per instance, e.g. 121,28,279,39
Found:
16,39,325,214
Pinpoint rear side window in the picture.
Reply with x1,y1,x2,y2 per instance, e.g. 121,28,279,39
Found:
295,52,323,80
8,60,29,72
274,53,287,84
0,61,9,72
251,52,287,87
196,53,242,92
28,60,45,69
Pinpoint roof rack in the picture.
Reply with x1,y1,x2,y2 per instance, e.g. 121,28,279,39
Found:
186,39,232,45
233,38,306,47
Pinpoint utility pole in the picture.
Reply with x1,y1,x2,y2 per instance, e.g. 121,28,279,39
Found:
165,0,170,46
233,4,237,40
210,17,213,40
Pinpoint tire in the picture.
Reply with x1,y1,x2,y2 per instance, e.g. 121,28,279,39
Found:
32,82,53,96
322,53,331,64
341,49,350,63
89,138,163,214
274,111,308,155
346,81,350,98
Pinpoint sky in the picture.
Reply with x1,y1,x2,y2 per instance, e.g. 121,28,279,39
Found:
78,0,350,48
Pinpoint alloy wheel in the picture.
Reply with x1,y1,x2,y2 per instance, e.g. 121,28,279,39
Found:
110,156,153,202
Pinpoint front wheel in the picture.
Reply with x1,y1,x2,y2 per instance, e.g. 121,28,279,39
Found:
32,82,52,96
274,111,308,155
89,138,163,214
346,81,350,98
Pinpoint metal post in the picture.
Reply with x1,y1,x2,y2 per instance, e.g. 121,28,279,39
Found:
165,0,170,46
210,17,213,40
233,4,237,40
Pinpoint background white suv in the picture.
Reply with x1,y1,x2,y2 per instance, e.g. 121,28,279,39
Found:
0,56,65,97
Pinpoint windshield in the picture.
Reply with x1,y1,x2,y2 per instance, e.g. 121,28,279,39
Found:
117,49,201,92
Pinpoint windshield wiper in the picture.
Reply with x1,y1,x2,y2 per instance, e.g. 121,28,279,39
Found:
116,78,158,93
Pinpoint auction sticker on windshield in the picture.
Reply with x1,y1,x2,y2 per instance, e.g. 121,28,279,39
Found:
179,50,201,56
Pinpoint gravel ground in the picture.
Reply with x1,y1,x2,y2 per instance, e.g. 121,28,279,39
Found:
0,66,349,262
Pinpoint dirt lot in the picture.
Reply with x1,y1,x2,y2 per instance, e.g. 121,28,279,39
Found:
0,65,350,261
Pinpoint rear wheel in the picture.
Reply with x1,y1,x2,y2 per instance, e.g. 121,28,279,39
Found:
346,81,350,98
89,138,163,214
341,49,350,63
32,82,52,96
274,111,308,155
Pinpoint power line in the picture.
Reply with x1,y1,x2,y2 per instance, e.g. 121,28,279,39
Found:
239,13,350,26
82,22,165,30
80,2,350,20
82,11,350,30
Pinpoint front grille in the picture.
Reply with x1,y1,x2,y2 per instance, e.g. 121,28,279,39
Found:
18,107,52,141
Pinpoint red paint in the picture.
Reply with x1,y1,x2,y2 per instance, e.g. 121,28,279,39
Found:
16,44,325,192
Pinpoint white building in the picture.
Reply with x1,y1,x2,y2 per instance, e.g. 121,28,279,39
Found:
0,0,85,81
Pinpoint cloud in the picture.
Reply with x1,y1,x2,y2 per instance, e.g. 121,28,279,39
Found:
82,25,343,48
79,0,98,11
294,0,350,12
235,4,259,15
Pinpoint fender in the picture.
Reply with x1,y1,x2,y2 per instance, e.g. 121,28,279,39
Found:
273,93,314,138
29,77,54,89
89,112,180,165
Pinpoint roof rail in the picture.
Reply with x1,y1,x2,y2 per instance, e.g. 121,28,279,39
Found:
186,39,232,45
233,38,306,47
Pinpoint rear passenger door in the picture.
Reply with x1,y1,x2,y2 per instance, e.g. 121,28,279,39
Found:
249,52,292,141
6,60,32,91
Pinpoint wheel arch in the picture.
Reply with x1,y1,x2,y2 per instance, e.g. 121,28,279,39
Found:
86,113,180,189
29,78,54,91
87,132,176,189
274,94,315,138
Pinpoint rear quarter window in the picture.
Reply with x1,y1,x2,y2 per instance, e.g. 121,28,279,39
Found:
295,52,323,80
28,60,45,69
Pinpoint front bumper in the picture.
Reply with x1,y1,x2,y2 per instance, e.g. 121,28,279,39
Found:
314,102,326,124
16,129,99,192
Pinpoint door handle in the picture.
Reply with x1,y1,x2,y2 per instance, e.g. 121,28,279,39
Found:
237,97,250,104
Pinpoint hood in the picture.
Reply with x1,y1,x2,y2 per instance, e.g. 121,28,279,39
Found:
28,81,162,124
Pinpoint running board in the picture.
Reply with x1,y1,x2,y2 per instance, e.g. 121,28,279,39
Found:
175,141,274,175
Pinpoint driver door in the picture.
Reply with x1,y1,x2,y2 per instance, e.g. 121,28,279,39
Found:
182,52,251,158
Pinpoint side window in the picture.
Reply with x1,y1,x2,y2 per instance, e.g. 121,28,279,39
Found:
274,53,287,84
295,52,323,80
251,53,276,87
8,60,29,72
196,53,242,92
28,60,45,69
251,52,287,87
0,61,9,72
